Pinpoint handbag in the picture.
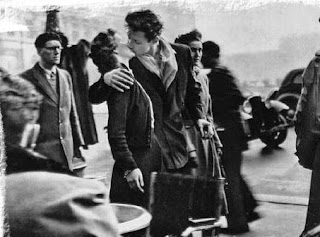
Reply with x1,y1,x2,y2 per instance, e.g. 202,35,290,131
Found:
148,136,228,236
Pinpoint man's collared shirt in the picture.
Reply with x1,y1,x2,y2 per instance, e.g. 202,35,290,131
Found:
39,62,58,92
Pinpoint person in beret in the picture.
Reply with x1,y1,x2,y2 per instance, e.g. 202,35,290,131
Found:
20,32,86,177
5,171,120,237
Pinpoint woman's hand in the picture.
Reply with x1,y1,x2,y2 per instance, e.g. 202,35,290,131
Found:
197,119,214,139
124,168,144,193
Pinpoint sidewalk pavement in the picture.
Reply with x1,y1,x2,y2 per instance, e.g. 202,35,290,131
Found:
81,114,309,237
219,202,306,237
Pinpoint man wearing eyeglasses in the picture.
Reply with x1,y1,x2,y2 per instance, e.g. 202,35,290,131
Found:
20,32,86,176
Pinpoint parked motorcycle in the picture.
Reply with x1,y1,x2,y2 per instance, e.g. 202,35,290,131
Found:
241,93,295,148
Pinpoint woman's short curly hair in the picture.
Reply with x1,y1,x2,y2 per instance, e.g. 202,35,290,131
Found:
174,29,202,46
125,9,163,41
90,28,119,74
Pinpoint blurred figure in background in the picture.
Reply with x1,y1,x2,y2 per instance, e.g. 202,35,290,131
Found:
202,41,259,234
19,32,86,176
175,29,223,176
88,29,162,208
6,171,120,237
0,73,71,174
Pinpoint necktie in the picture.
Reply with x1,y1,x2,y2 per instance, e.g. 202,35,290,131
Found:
49,71,57,92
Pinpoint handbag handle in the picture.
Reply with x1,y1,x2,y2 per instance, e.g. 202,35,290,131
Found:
209,133,229,214
208,127,225,179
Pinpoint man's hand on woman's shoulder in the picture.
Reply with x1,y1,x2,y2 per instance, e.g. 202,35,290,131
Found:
103,68,134,92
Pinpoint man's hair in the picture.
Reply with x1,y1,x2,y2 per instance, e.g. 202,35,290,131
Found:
202,41,220,59
34,32,61,48
90,28,119,74
125,9,163,41
57,32,69,48
174,29,202,45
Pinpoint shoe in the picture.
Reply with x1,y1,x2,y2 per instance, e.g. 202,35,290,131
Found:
219,226,250,235
246,211,261,223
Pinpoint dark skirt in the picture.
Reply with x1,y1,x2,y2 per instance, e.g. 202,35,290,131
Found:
185,125,215,177
109,136,162,208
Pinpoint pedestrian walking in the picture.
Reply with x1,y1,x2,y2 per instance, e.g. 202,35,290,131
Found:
202,40,260,234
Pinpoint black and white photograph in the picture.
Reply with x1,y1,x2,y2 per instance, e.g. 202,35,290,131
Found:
1,0,320,236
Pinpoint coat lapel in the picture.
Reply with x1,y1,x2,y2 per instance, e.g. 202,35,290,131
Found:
56,68,66,106
32,64,58,104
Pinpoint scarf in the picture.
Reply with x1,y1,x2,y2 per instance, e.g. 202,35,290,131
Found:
137,37,178,91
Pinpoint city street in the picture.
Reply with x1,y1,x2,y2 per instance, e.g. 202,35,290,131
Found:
2,2,318,236
83,114,311,237
222,128,311,236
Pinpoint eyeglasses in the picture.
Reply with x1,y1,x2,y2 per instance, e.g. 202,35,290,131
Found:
44,46,63,52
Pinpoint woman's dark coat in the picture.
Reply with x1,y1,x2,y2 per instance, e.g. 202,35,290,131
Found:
89,77,161,207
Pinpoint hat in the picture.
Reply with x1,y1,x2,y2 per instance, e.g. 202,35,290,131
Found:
6,172,120,237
